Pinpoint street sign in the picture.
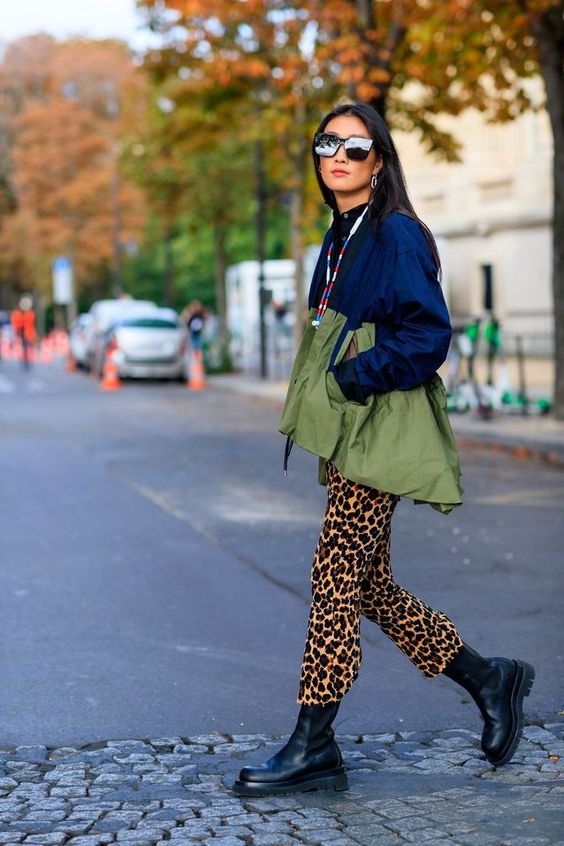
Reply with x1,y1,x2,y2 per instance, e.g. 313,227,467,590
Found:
52,256,74,305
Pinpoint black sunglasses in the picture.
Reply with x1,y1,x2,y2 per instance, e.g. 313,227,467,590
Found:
314,132,374,161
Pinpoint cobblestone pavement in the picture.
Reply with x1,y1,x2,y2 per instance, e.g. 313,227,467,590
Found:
1,716,562,846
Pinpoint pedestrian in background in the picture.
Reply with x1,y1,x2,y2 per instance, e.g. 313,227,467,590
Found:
234,103,535,797
11,295,36,370
181,300,207,352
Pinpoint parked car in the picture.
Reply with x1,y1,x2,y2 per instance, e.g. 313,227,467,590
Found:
69,314,93,367
99,308,188,381
84,298,157,373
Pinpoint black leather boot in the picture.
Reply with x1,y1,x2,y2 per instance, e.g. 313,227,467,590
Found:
232,702,348,796
442,643,535,767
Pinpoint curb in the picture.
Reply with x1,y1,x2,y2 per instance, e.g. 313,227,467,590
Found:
454,433,564,468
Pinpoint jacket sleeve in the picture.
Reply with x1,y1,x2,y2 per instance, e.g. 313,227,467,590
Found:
334,242,452,401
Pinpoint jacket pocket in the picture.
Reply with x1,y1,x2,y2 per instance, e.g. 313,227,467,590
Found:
326,369,348,406
352,322,376,355
327,322,377,405
331,322,376,368
283,374,344,459
330,327,355,369
341,333,359,361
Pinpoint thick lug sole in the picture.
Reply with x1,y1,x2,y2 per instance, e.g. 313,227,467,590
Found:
232,766,348,797
486,659,535,768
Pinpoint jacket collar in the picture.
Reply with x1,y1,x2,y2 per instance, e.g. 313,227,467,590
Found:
332,202,369,244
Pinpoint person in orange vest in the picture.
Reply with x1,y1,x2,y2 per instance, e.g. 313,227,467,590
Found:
11,295,37,369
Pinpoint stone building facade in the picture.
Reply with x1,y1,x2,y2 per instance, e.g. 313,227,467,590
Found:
394,95,553,355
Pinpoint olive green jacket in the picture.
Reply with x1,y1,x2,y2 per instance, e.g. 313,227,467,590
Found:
279,218,463,514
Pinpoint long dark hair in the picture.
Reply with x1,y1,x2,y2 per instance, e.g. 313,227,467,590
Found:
313,103,441,273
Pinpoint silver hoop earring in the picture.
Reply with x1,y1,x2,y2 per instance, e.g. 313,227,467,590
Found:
371,173,378,189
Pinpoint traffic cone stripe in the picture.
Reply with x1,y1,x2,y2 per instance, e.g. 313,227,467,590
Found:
100,357,122,391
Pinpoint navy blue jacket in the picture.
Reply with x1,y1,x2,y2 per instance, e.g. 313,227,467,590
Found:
309,211,452,403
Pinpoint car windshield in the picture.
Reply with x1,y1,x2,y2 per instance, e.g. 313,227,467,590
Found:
118,317,179,329
93,300,157,330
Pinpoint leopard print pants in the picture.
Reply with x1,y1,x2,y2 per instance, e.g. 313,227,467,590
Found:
298,461,464,705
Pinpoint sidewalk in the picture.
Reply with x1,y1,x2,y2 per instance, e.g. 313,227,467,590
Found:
1,714,562,845
209,374,564,467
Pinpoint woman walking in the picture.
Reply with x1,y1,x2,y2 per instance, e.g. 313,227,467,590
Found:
233,103,535,797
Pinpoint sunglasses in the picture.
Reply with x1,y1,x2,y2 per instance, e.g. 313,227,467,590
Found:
314,132,374,161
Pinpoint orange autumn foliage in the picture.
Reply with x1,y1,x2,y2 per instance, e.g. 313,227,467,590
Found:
0,35,148,298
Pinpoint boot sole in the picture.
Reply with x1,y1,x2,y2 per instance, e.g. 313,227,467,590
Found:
232,766,348,797
487,660,535,768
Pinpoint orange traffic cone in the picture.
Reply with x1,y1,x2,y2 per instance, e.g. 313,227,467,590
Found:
100,356,122,391
40,340,54,364
187,348,207,391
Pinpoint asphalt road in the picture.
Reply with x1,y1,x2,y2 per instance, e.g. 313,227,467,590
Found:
1,359,562,749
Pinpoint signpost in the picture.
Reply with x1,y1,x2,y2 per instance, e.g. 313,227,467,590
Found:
52,256,76,328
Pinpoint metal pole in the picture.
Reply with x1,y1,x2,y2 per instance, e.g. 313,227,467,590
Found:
255,140,267,379
110,151,123,295
515,334,529,415
107,85,123,296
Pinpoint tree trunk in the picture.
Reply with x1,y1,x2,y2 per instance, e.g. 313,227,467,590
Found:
290,103,308,353
532,3,564,418
290,187,306,353
163,225,174,307
255,140,268,378
110,163,123,296
213,222,229,360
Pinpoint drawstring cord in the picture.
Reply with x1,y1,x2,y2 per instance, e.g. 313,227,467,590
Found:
283,436,294,476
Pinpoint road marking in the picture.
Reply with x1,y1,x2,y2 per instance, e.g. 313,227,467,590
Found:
472,488,564,507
